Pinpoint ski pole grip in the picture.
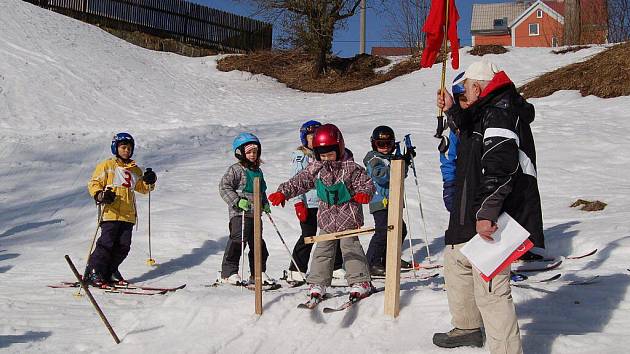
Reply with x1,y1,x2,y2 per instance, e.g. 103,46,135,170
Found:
434,115,445,138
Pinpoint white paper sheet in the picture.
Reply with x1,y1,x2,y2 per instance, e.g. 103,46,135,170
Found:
460,213,530,277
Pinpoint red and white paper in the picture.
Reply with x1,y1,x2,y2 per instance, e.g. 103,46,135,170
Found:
460,213,533,282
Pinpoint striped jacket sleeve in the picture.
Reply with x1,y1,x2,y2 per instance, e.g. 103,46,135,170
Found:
277,165,316,200
219,165,242,207
474,108,520,222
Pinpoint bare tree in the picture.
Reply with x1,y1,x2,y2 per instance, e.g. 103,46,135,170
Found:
608,0,630,42
564,0,582,45
381,0,428,54
247,0,363,75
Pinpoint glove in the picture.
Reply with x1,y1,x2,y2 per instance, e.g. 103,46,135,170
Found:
263,204,271,214
406,146,417,158
443,181,456,213
237,198,250,211
143,168,157,185
95,188,116,204
294,201,308,222
268,192,286,207
404,146,416,164
352,193,371,204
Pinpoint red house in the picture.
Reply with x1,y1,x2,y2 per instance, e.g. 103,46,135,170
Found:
471,0,608,47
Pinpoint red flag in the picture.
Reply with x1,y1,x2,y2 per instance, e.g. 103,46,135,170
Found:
420,0,460,69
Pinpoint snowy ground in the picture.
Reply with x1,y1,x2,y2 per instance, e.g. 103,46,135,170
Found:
1,1,630,353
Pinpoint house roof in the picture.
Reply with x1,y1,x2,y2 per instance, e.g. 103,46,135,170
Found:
542,0,564,15
510,0,565,28
471,1,532,32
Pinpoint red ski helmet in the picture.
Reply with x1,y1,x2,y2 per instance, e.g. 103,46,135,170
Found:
312,124,345,161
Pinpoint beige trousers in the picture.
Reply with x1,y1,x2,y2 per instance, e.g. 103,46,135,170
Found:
444,243,523,354
307,236,371,286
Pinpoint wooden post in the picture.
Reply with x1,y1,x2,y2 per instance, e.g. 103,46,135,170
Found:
303,226,382,244
384,160,405,318
65,255,120,344
253,177,263,315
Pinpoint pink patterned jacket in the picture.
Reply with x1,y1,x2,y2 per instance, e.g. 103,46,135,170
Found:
277,151,374,234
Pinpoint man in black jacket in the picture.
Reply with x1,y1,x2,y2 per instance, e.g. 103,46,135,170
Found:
432,61,544,354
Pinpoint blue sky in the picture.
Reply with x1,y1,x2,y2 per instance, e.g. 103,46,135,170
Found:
195,0,509,56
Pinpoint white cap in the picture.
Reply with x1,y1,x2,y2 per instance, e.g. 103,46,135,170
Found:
463,61,500,81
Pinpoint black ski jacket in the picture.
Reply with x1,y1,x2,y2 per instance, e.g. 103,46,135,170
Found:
444,71,544,247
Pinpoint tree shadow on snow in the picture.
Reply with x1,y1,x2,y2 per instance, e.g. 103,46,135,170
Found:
0,331,52,349
542,221,581,256
519,238,630,354
406,234,445,264
0,253,19,262
0,251,19,273
0,219,64,239
398,275,445,311
128,237,227,283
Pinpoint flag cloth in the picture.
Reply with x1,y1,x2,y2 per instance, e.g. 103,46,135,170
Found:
420,0,460,69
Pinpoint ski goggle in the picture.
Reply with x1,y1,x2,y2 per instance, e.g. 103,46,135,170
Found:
374,139,395,149
300,124,321,135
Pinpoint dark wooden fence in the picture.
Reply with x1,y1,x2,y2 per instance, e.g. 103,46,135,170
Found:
24,0,273,52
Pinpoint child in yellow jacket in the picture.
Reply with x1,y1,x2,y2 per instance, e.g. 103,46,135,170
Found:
85,133,156,287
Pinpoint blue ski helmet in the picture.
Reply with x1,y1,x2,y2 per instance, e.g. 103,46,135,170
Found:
299,120,321,146
232,132,261,159
111,132,134,157
452,71,466,96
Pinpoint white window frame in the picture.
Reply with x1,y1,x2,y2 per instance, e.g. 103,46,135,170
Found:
552,36,558,47
536,9,543,18
529,23,540,36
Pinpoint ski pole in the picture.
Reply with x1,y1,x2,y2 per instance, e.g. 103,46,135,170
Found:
404,135,432,264
265,212,307,282
65,255,120,344
146,186,156,266
403,190,418,278
240,211,246,288
77,197,108,297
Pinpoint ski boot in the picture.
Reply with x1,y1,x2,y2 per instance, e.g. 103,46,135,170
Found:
370,264,386,277
220,273,243,286
332,268,346,280
400,259,413,270
349,281,374,300
261,272,277,286
84,269,107,288
308,284,326,299
282,270,306,287
110,270,129,286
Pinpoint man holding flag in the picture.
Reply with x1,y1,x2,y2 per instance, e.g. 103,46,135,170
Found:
422,2,537,354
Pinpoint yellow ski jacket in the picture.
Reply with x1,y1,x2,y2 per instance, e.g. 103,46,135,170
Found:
88,158,153,224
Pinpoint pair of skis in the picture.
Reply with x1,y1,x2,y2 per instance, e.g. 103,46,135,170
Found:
297,287,385,312
512,273,600,287
48,281,186,295
512,248,598,273
206,280,282,291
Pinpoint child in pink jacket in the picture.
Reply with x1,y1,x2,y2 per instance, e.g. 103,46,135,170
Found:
269,124,375,301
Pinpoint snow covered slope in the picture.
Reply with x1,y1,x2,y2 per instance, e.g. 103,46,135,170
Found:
1,0,629,353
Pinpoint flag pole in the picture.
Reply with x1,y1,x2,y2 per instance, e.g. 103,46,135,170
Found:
434,0,450,139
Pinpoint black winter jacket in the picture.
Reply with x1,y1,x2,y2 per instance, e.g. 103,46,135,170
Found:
444,71,545,247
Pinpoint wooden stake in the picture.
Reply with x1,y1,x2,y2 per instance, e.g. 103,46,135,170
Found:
253,177,263,315
384,160,405,318
65,255,120,344
304,226,386,244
